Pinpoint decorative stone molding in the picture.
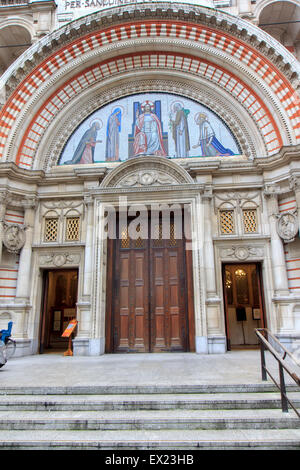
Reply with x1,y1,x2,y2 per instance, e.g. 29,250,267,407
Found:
2,224,26,253
39,252,81,267
40,199,84,221
101,156,194,189
119,170,178,188
276,211,299,244
214,190,261,212
220,245,264,260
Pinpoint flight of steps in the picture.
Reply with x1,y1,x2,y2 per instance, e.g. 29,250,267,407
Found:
0,383,299,450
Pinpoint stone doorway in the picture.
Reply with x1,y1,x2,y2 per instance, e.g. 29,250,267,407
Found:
39,269,78,353
222,263,266,350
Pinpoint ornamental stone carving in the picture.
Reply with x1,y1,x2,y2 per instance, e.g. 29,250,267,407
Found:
220,245,263,260
101,156,194,189
39,252,81,267
277,212,298,243
119,171,177,188
3,224,25,253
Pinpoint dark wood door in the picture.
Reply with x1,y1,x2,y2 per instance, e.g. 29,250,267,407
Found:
110,217,188,353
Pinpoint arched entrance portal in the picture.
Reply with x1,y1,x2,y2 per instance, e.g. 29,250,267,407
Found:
102,157,196,354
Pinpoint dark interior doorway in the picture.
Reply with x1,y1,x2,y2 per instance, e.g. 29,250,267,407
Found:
39,269,78,353
223,263,266,350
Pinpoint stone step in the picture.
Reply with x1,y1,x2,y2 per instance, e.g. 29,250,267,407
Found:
0,428,300,450
0,392,299,411
0,383,299,395
0,408,299,430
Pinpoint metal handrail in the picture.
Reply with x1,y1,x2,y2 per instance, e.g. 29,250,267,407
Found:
255,328,300,418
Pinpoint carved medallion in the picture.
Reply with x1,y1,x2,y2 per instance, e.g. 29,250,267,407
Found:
3,224,25,253
277,212,298,243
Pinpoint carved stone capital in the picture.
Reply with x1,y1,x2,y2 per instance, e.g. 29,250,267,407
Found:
289,175,300,192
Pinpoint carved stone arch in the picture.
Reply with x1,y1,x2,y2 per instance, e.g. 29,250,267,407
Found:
100,156,194,189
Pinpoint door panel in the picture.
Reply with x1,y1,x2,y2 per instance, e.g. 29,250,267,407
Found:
111,215,188,353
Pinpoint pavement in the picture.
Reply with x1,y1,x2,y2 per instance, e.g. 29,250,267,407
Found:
0,349,299,388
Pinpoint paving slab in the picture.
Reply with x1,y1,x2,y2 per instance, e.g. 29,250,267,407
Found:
1,350,299,388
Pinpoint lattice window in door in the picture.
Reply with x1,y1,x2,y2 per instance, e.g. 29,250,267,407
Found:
44,218,58,242
66,217,80,241
219,210,235,234
120,224,130,249
243,209,257,233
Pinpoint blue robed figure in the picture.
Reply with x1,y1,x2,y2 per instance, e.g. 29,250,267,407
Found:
193,113,235,156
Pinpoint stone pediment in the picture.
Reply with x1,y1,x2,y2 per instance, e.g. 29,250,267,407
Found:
100,157,194,189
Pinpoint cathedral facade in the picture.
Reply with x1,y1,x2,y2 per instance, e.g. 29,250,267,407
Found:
0,0,300,357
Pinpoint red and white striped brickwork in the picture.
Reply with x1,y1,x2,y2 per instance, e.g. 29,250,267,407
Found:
0,20,299,168
0,209,24,300
278,195,300,292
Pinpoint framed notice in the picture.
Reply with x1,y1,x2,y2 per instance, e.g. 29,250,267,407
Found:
252,308,261,320
53,310,62,332
62,319,78,338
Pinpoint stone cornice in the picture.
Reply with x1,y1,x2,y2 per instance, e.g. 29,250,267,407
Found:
0,144,298,190
254,145,300,171
2,1,299,96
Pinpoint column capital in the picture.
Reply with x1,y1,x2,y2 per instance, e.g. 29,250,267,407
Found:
289,175,300,192
263,184,281,198
83,194,94,207
202,186,213,201
22,196,37,210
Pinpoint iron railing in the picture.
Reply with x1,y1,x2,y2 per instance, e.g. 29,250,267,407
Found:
255,328,300,418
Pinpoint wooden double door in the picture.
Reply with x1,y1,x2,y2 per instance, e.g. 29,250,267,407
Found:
106,215,193,353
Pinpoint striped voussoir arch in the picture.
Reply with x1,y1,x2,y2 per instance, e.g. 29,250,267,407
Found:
0,20,298,168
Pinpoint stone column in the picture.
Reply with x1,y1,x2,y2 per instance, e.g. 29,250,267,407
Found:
0,192,8,263
264,186,289,296
15,198,36,301
73,196,98,355
83,196,94,299
203,187,217,297
202,187,224,353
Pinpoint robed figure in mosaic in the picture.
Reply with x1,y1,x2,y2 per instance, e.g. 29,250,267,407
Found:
64,121,102,165
169,103,190,158
133,101,166,157
105,108,122,161
193,113,234,157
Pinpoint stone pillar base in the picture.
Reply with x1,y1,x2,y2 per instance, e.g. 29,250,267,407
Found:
72,337,105,356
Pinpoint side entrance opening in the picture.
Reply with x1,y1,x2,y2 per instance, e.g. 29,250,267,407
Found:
39,269,78,353
222,263,266,350
106,211,195,353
